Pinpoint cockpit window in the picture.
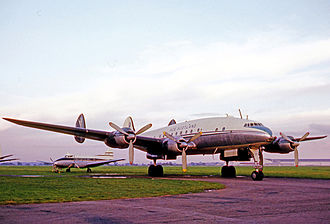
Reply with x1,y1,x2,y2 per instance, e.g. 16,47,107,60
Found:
244,123,264,127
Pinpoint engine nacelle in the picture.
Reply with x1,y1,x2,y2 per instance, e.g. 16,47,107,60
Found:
104,132,129,149
264,137,294,154
162,139,180,154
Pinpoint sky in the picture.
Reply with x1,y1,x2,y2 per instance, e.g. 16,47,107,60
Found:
0,0,330,164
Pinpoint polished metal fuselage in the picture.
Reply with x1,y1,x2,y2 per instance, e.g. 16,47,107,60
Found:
138,116,272,156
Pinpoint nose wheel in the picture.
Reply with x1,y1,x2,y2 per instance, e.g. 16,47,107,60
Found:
249,147,264,181
251,171,264,181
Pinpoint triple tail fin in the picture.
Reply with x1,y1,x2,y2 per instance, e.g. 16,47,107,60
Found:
74,114,86,143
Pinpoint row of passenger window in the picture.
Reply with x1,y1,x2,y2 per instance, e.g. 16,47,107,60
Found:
155,127,226,138
244,122,263,127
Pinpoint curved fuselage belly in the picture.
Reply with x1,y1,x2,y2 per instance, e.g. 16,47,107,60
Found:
135,129,271,156
186,130,271,155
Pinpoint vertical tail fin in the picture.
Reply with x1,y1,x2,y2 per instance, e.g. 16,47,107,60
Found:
74,114,86,143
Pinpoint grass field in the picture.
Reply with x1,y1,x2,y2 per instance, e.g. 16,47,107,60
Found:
0,166,225,205
0,166,329,205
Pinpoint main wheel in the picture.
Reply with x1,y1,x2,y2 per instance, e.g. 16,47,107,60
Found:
221,166,236,178
221,166,228,177
228,166,236,177
148,165,164,177
87,168,92,173
66,168,71,172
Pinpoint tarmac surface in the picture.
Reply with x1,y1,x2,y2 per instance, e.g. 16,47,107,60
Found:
1,176,329,224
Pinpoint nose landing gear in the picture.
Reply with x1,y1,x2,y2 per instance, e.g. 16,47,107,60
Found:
251,170,264,181
249,147,264,181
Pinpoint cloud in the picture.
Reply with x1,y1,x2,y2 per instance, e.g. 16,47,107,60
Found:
309,124,330,135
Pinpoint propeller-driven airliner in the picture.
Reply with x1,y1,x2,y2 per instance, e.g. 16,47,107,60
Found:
49,153,124,173
3,111,326,180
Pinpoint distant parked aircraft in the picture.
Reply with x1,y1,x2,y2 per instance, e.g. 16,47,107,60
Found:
50,152,124,173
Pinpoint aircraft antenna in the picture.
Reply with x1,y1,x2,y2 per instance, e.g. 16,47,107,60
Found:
239,109,243,119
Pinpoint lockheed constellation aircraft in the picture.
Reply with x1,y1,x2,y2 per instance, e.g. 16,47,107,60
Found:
3,111,326,180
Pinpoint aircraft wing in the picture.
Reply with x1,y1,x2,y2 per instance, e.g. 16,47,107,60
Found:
135,135,164,153
294,135,327,142
0,158,18,163
84,158,125,168
0,154,13,160
3,118,110,142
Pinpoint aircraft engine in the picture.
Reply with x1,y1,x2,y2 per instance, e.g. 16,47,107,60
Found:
104,133,129,149
264,137,295,154
162,139,181,154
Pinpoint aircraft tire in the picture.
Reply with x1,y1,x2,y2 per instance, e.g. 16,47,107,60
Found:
228,166,236,177
251,171,264,181
221,166,228,177
148,165,164,177
66,168,70,172
221,166,236,178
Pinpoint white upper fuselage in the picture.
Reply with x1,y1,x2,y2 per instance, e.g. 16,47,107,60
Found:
142,116,272,139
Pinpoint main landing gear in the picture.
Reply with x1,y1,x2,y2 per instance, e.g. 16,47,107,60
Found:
221,161,236,178
148,160,164,177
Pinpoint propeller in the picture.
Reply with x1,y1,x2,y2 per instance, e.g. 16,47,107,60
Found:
280,132,310,167
163,131,202,172
109,117,152,165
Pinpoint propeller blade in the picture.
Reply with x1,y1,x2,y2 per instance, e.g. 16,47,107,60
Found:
163,132,178,143
50,157,54,163
280,132,294,144
298,132,310,142
123,116,135,131
129,140,134,165
109,122,129,135
136,123,152,135
188,132,202,143
182,148,187,172
294,148,299,167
